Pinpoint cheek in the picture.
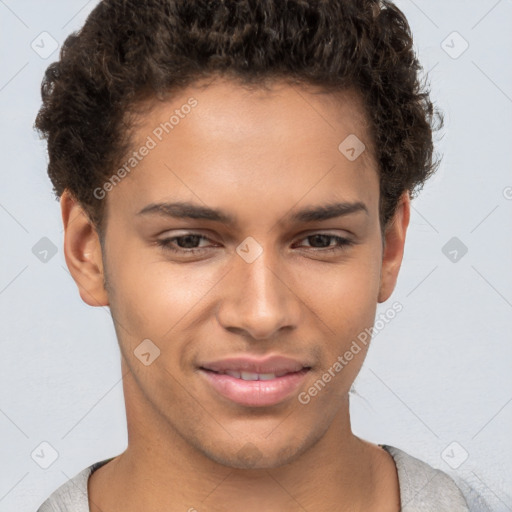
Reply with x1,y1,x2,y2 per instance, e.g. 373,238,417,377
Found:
297,248,382,341
299,256,381,401
105,238,223,343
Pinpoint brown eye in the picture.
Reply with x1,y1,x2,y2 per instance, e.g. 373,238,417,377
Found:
156,233,212,254
297,234,354,253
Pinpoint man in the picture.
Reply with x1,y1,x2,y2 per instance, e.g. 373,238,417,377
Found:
35,0,490,510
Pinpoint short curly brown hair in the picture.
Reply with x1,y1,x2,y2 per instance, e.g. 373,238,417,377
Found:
34,0,443,239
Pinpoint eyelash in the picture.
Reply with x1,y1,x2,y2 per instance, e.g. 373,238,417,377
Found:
156,233,354,256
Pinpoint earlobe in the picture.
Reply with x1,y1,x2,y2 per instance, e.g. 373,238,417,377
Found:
377,191,411,303
60,189,109,307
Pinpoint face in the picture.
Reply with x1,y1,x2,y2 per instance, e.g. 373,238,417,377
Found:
62,78,409,470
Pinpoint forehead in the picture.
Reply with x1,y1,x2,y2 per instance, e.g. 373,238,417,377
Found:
108,78,379,221
127,77,375,160
139,78,371,141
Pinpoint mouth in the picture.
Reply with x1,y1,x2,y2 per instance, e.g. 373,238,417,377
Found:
201,368,306,380
198,356,312,407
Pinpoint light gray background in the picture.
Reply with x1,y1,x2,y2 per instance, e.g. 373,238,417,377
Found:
1,1,511,510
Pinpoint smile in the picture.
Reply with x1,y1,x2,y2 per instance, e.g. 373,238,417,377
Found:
211,370,291,380
199,367,311,407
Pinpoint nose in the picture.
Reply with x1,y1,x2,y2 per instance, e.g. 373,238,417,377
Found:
215,246,301,341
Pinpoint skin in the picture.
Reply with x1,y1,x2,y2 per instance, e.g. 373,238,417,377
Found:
61,78,409,512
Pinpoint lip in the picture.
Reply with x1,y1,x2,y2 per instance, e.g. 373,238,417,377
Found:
200,355,309,375
199,355,311,407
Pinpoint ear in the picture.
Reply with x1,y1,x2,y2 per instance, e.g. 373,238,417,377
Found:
60,189,109,307
377,191,411,303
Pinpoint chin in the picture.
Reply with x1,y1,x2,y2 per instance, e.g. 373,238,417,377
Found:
198,436,312,470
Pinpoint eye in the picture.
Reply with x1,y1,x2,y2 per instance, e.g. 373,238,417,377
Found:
156,233,214,255
294,234,354,253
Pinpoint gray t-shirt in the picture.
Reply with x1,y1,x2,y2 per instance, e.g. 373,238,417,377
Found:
37,444,492,511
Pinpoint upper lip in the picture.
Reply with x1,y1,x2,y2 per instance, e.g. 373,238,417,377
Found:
200,355,311,375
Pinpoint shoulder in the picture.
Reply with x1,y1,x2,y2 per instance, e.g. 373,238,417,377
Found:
382,445,492,512
37,458,113,512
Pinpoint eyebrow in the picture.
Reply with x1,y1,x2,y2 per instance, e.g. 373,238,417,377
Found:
136,200,368,225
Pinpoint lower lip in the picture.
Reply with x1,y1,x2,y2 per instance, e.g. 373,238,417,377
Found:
200,368,310,407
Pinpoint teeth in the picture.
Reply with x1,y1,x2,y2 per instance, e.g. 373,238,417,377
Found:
240,371,261,381
224,371,278,380
258,373,278,380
